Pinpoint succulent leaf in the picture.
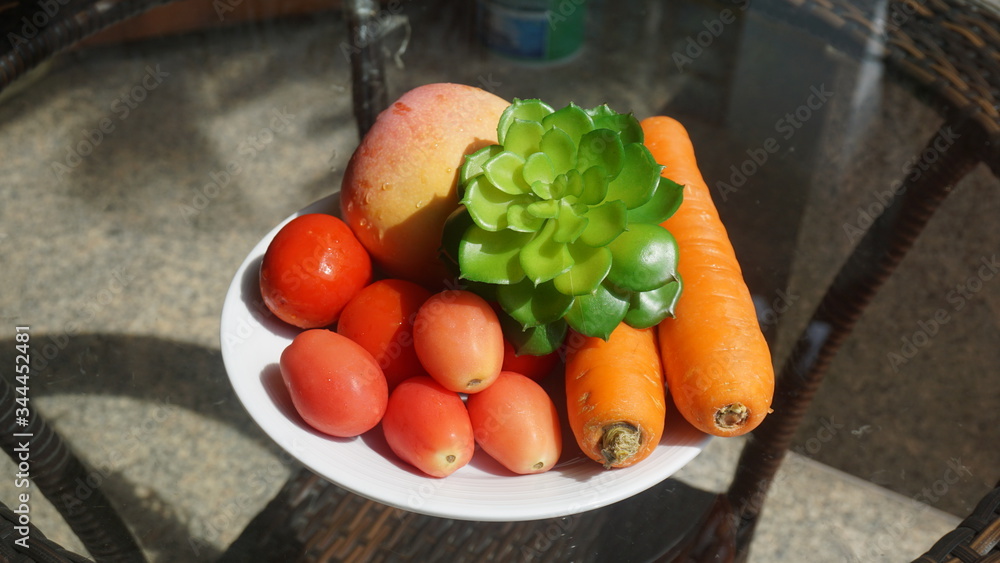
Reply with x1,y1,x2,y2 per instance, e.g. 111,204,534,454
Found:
541,103,594,144
522,152,556,186
548,174,570,200
463,176,516,231
439,206,475,274
579,166,609,206
498,279,574,327
539,127,577,174
461,145,504,187
564,282,630,340
507,203,545,232
520,220,574,284
553,244,612,296
530,180,552,199
564,169,585,199
454,99,684,342
577,129,624,178
458,224,530,284
587,105,644,145
607,143,662,209
606,223,679,292
526,199,559,219
483,151,530,195
498,312,567,356
504,120,545,157
552,199,588,243
498,99,554,144
627,176,685,225
578,200,627,247
624,275,683,328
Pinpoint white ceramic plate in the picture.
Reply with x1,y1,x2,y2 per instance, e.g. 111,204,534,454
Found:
220,193,710,522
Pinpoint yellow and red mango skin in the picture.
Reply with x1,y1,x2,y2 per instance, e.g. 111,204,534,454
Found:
341,83,510,288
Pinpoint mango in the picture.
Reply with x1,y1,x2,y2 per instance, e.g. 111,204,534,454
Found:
341,83,510,287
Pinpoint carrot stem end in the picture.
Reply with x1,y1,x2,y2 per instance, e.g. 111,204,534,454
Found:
714,403,749,430
600,422,641,468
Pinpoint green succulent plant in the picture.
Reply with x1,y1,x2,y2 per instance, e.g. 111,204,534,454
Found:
442,99,684,355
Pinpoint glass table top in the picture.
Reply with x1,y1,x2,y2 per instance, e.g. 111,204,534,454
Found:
1,0,998,560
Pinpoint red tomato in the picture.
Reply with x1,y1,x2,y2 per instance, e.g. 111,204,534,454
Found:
413,290,503,393
381,376,474,478
260,213,372,329
337,279,432,392
279,329,388,437
502,339,562,381
465,371,562,474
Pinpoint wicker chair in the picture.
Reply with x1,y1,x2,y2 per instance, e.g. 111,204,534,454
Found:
1,0,998,561
912,484,1000,563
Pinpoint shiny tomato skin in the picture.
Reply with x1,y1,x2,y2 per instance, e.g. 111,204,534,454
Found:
501,339,561,381
260,213,372,329
279,329,388,437
381,376,474,478
465,371,562,474
337,279,432,392
413,290,504,393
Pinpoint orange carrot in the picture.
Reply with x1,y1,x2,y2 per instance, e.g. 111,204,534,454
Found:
564,323,666,468
642,115,774,438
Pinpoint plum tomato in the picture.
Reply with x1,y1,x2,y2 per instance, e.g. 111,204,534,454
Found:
279,329,388,438
337,279,432,392
501,339,561,381
260,213,372,329
465,371,562,475
381,376,474,478
413,290,503,393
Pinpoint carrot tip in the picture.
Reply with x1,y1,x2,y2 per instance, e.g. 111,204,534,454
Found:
600,422,641,468
714,403,749,430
